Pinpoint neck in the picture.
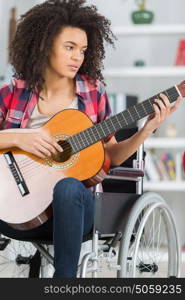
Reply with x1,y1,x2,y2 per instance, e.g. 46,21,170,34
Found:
41,69,75,100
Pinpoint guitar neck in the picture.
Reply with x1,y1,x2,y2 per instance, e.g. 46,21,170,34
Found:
68,85,180,154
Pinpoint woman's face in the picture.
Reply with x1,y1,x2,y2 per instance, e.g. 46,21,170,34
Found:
47,26,88,79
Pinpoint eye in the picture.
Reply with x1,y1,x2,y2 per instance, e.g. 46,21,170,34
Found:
80,49,87,55
65,46,73,51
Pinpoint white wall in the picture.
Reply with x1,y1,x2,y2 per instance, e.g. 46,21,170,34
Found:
0,0,37,76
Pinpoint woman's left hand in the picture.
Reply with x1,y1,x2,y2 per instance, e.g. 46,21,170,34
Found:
142,93,182,135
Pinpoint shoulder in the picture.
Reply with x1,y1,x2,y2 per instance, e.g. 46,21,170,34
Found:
76,74,106,95
0,78,29,107
0,79,14,106
12,78,27,89
0,78,27,94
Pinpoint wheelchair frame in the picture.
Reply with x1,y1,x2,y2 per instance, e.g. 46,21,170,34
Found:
0,138,181,278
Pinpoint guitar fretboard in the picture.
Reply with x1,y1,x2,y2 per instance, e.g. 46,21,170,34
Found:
67,86,179,154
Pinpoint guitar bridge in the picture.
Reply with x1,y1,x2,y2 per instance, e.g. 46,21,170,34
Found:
4,151,29,197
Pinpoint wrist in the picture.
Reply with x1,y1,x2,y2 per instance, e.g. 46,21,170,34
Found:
140,126,154,138
13,133,21,147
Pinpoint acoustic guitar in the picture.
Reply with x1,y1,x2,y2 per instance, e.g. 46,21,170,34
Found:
0,81,184,230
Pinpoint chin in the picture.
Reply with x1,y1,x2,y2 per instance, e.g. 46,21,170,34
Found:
62,71,77,79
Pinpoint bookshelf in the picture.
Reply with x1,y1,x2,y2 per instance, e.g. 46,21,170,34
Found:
104,22,185,192
143,137,185,192
144,137,185,149
112,24,185,36
104,66,185,78
104,24,185,79
144,181,185,192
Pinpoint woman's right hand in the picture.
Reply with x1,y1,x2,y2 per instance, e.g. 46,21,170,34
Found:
14,128,63,159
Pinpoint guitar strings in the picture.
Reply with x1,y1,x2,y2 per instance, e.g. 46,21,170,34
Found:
15,90,179,175
43,89,179,155
19,161,48,180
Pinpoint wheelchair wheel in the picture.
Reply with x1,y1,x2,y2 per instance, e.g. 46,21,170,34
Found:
0,235,37,278
118,192,180,278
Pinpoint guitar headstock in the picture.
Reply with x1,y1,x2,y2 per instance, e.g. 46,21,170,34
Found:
177,80,185,97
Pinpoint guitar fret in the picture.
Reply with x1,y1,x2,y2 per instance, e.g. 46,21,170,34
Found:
81,131,89,147
148,98,154,108
164,90,169,98
110,118,117,131
102,121,111,135
141,102,148,115
89,127,98,143
77,133,86,149
95,123,105,139
86,128,94,144
127,109,135,122
70,136,78,153
93,126,102,140
145,100,154,113
99,123,107,137
137,103,147,119
66,84,180,153
106,118,116,133
122,114,129,126
123,114,128,126
123,111,133,124
115,115,123,127
71,135,80,152
134,106,140,118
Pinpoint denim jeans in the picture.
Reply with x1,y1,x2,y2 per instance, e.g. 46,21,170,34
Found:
52,177,95,278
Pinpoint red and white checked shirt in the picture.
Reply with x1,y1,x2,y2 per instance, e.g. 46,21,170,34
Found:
0,74,113,142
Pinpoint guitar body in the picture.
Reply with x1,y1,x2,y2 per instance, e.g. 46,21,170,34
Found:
0,109,110,230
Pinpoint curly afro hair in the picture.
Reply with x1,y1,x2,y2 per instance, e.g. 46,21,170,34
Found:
10,0,116,92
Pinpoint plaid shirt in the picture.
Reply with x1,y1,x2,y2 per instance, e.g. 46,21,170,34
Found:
0,74,113,141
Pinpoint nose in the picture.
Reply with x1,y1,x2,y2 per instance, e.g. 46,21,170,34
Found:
71,50,83,61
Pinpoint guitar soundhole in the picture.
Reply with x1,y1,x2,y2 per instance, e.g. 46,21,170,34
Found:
51,140,72,163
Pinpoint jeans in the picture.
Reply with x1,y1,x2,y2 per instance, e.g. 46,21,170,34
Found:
52,177,95,278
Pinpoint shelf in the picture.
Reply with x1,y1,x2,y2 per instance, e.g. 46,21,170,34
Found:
104,66,185,78
144,138,185,149
144,180,185,191
113,24,185,36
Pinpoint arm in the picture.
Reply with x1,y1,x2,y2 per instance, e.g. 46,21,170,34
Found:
105,94,182,166
0,128,63,158
0,130,19,149
0,83,62,158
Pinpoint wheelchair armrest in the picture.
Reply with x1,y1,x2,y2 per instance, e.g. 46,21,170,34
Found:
108,167,144,178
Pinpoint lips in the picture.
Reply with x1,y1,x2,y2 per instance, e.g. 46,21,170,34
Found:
68,65,79,70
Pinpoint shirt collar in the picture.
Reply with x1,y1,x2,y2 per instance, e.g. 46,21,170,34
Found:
75,73,87,100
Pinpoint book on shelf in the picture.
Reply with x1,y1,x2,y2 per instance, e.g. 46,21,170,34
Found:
144,150,183,182
155,159,170,180
175,152,183,181
175,40,185,65
144,150,161,181
161,152,176,180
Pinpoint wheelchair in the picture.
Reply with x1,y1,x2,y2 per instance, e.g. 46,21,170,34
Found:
0,128,181,278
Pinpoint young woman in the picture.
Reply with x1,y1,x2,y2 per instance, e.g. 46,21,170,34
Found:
0,0,181,278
